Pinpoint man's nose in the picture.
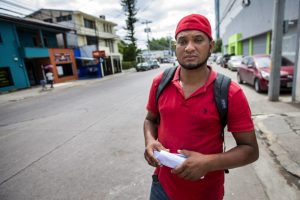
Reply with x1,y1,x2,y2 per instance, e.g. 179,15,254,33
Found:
185,41,196,52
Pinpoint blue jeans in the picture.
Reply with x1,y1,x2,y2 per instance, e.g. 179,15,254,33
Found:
150,175,169,200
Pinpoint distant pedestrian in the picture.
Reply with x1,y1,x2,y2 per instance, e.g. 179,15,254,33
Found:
40,79,47,91
46,70,54,88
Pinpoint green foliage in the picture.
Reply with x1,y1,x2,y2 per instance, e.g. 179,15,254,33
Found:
213,39,222,53
148,37,175,51
122,61,136,69
118,40,138,62
120,0,138,46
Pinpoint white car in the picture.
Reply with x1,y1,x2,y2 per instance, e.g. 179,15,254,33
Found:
136,62,151,71
227,56,243,71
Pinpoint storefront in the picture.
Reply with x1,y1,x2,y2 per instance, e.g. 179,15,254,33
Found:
48,48,78,83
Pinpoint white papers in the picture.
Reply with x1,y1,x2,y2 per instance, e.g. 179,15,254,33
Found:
153,150,186,168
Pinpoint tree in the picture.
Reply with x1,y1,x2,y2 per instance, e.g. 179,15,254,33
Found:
120,0,138,46
148,37,174,51
118,40,138,61
213,39,222,53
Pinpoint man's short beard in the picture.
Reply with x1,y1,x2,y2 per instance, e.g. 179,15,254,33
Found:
179,52,211,70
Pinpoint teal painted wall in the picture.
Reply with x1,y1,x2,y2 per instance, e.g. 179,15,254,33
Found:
17,28,58,48
0,21,29,92
17,28,37,47
23,47,49,58
43,31,58,48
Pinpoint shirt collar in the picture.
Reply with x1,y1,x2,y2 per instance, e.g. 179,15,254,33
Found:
172,65,217,87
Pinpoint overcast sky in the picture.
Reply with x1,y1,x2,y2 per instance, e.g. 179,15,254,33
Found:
0,0,216,49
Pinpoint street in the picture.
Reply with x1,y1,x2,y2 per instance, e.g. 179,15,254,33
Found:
0,63,298,199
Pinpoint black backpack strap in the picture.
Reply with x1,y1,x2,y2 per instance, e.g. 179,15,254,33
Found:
214,73,231,140
155,67,177,124
155,67,177,104
214,73,231,174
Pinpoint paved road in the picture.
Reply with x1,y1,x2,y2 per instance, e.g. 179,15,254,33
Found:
0,63,292,199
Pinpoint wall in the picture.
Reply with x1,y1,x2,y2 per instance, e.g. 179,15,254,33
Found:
0,21,29,91
220,0,299,60
48,48,78,83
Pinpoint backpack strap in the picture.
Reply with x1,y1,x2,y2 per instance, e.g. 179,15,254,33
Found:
155,67,178,104
214,73,231,174
155,67,177,124
214,73,231,140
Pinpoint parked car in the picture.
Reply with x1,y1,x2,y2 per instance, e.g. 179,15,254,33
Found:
237,54,294,93
149,60,160,69
227,55,243,71
216,55,223,64
220,53,234,68
136,62,152,71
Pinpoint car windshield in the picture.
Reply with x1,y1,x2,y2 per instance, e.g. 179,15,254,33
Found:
256,56,294,68
282,57,294,66
138,62,148,66
256,57,270,68
231,56,242,61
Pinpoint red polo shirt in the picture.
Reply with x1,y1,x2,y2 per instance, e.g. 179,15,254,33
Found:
146,66,254,200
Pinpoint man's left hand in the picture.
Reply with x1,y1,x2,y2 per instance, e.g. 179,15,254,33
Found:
171,150,212,181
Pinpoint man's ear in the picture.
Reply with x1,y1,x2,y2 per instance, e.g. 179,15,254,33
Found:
209,40,215,53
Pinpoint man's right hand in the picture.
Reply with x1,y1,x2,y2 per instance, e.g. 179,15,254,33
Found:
144,140,168,167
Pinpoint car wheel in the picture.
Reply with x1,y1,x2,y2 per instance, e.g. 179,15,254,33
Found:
254,79,262,93
237,73,243,84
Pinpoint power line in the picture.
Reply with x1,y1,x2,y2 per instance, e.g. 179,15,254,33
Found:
0,7,25,16
0,0,35,12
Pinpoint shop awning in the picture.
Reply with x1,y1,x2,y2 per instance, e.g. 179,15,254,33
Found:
75,57,97,61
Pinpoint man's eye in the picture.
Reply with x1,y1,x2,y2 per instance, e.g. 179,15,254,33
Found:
177,40,186,45
194,38,203,43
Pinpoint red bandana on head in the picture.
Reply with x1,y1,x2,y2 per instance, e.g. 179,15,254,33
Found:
175,14,212,40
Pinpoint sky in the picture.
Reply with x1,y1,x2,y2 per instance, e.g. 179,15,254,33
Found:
0,0,216,49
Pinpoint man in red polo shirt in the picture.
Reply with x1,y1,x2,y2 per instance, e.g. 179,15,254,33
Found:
143,14,259,200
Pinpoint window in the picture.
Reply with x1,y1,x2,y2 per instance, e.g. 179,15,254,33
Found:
56,15,72,22
86,36,98,46
32,36,39,47
281,57,294,66
242,57,248,65
44,18,53,23
0,67,14,88
105,39,114,52
84,18,95,29
56,64,74,77
103,24,112,33
43,37,48,47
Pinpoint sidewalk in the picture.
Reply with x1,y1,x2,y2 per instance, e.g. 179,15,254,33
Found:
254,110,300,179
0,68,135,104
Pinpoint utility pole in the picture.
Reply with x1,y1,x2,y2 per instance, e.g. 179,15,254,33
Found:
142,20,152,61
168,33,172,57
215,0,220,39
292,1,300,102
268,0,285,101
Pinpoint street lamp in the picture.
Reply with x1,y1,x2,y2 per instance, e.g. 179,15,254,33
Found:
142,20,152,61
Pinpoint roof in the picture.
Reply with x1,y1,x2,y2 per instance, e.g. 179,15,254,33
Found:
0,13,72,32
27,8,117,26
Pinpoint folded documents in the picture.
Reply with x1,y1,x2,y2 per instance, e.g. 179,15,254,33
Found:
153,150,186,168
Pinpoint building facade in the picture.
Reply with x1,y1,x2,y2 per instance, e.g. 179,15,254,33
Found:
216,0,299,62
27,9,123,77
0,13,78,92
